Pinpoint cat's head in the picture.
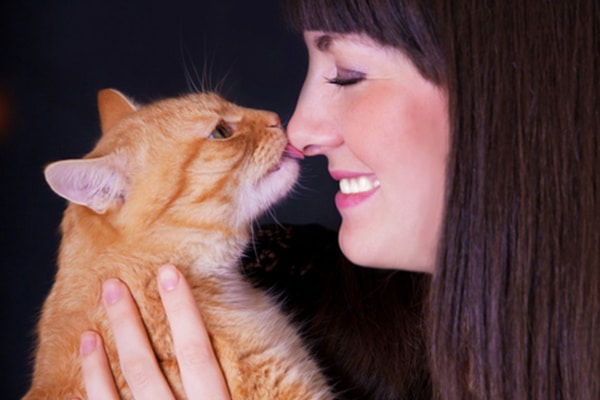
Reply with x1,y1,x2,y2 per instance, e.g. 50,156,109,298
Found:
44,89,301,233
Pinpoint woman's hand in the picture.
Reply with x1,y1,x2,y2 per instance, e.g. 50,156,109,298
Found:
79,265,230,399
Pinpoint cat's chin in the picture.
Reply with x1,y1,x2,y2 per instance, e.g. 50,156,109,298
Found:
261,157,299,199
243,157,299,222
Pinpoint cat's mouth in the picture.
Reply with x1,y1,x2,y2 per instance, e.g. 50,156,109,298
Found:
282,145,304,160
269,144,304,173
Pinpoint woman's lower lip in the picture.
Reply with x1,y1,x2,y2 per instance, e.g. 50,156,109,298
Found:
334,187,379,210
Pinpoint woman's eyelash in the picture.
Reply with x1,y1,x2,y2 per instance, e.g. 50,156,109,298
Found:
326,70,366,86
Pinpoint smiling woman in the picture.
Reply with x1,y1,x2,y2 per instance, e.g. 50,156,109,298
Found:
288,32,449,271
10,0,598,399
284,1,599,400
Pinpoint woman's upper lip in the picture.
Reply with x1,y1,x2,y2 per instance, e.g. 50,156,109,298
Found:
329,170,375,180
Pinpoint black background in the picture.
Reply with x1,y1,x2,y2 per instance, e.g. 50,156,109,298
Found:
0,1,340,397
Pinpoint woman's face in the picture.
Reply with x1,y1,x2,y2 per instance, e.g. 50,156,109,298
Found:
287,31,449,272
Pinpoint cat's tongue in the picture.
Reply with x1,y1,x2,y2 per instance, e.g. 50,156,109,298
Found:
283,145,304,160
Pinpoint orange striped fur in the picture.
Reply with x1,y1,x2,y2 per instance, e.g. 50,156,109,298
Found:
24,89,331,399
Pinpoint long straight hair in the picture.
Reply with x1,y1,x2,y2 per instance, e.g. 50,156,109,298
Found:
431,1,600,398
284,0,600,399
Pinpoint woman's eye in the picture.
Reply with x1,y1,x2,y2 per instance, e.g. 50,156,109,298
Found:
208,123,232,139
327,69,366,86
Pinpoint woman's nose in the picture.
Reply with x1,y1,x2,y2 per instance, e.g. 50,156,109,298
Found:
287,85,342,156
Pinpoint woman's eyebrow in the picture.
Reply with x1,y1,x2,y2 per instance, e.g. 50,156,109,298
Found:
315,34,336,51
313,33,375,52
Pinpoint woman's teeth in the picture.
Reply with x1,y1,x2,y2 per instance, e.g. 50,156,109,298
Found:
339,176,380,194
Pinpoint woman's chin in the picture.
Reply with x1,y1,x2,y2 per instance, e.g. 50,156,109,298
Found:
338,222,435,273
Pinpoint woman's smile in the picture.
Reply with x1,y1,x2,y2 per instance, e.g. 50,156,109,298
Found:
288,31,449,271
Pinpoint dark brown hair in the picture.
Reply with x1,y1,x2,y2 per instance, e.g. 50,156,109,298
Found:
432,1,599,398
283,0,444,84
284,0,600,399
244,225,431,400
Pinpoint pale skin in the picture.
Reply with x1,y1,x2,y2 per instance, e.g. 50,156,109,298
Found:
79,265,230,400
79,31,449,397
289,32,448,271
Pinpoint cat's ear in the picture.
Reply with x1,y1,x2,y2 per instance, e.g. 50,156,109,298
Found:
97,89,138,133
44,157,129,214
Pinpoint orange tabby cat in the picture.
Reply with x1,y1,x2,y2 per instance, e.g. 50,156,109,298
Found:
24,89,332,399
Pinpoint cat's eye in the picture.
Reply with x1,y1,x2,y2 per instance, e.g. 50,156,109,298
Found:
209,123,233,139
327,69,366,87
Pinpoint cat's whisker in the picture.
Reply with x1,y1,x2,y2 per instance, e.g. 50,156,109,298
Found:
248,221,260,260
179,34,216,94
263,207,285,229
213,67,233,95
180,39,201,93
200,42,216,93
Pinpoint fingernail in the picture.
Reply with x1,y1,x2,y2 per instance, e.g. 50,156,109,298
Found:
159,265,179,291
80,332,97,356
102,279,123,305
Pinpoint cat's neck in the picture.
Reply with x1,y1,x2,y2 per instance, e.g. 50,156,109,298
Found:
58,205,250,277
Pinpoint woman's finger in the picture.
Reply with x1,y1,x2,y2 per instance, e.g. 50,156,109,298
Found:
157,265,230,400
80,331,120,400
102,278,175,399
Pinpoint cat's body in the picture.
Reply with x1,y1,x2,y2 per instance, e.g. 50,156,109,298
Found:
24,89,331,399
